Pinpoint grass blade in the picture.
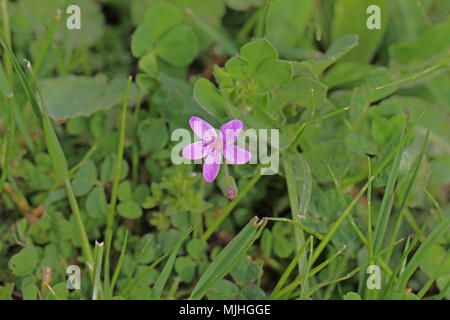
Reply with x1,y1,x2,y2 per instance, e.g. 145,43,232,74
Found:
385,129,430,264
201,170,262,241
152,232,186,299
191,216,265,300
104,75,132,294
379,216,432,299
417,252,449,298
274,245,347,299
0,92,14,194
270,236,312,299
310,113,423,266
108,230,128,299
283,152,307,277
1,0,12,78
372,117,409,255
92,241,104,300
423,187,444,221
121,226,193,298
0,42,94,268
0,33,42,125
396,216,450,291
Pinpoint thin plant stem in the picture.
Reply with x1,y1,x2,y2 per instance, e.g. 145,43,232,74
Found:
201,169,262,241
103,76,133,294
0,0,12,78
0,93,14,194
283,154,307,279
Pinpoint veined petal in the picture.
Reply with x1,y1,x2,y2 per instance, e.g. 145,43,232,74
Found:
220,119,243,144
203,151,221,182
223,145,251,164
189,116,217,141
182,141,207,160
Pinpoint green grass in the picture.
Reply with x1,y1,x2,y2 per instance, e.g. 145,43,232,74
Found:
0,0,448,301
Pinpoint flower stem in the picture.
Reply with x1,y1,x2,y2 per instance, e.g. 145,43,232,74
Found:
201,169,262,241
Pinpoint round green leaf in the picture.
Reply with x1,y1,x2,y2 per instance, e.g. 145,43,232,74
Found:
117,200,143,219
85,187,107,219
175,256,196,283
8,246,39,277
118,180,133,202
155,25,198,66
72,160,97,197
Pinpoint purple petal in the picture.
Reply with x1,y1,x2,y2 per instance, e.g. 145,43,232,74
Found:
220,119,243,144
189,116,217,141
182,141,207,160
223,145,251,164
202,151,221,182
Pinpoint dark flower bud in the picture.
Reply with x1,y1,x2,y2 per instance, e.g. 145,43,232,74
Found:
221,176,238,200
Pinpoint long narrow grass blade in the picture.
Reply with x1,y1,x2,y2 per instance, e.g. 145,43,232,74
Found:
201,170,262,241
274,245,347,299
92,241,104,300
283,152,307,278
0,33,43,125
5,48,93,267
121,226,193,298
109,230,128,298
1,0,12,78
396,216,450,291
310,112,424,265
191,217,265,300
306,238,404,299
299,237,314,299
270,237,312,299
373,117,409,254
380,215,432,299
423,187,444,221
152,232,187,299
104,76,133,294
417,252,449,298
385,129,430,264
0,92,14,194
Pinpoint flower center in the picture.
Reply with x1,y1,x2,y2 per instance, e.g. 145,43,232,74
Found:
205,136,222,153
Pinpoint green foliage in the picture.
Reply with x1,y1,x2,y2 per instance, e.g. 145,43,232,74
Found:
0,0,448,302
39,75,139,120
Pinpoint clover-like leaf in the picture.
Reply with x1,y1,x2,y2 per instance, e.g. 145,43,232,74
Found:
8,246,38,277
117,200,143,219
155,25,198,66
72,160,97,197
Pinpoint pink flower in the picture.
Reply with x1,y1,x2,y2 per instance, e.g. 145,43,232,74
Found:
182,116,251,183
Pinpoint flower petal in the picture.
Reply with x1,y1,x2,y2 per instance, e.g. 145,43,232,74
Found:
182,141,207,160
203,151,221,182
220,119,243,144
189,116,217,141
223,145,251,164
